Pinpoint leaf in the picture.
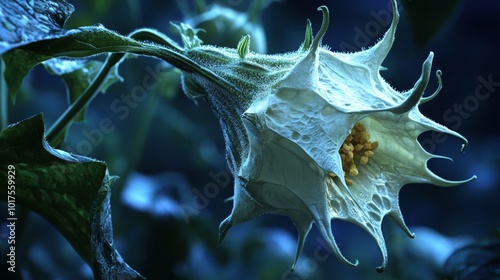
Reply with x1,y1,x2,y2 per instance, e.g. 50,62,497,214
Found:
0,0,74,53
1,48,51,102
0,114,143,279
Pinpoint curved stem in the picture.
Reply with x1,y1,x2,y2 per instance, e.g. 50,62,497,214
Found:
46,28,236,145
137,44,238,93
129,28,183,52
46,29,184,144
128,30,237,93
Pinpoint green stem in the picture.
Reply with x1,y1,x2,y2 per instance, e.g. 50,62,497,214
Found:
45,28,181,144
46,28,234,144
129,28,183,52
1,58,8,130
46,53,124,144
127,29,237,94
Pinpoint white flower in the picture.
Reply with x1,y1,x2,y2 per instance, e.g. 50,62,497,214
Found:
212,0,475,272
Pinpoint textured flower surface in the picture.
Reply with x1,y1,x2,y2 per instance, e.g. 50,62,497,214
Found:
180,0,475,272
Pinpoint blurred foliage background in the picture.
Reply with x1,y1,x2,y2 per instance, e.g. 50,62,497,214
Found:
1,0,499,279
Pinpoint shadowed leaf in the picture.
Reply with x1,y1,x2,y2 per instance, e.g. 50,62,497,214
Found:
0,114,143,279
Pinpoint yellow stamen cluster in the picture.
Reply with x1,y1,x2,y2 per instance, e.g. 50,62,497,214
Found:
329,123,378,185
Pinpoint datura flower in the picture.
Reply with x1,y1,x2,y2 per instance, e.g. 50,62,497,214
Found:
179,0,474,272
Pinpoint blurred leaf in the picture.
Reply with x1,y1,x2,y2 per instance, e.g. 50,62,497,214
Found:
441,239,500,279
0,0,74,53
402,0,464,49
0,114,143,279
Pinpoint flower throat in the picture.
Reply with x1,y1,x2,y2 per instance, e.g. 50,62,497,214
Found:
329,123,378,185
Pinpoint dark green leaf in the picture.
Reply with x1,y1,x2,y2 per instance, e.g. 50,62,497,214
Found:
1,48,52,102
0,114,143,279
